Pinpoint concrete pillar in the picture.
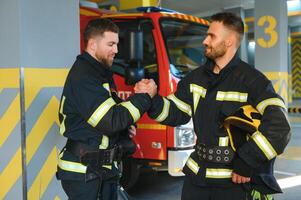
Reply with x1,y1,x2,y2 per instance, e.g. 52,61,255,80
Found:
0,0,79,199
254,0,289,103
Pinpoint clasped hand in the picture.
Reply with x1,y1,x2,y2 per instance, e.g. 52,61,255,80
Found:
134,79,157,98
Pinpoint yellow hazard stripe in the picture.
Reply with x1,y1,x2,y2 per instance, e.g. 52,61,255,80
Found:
216,91,248,102
252,131,277,160
155,97,170,122
88,97,116,127
120,101,141,122
161,13,209,26
137,123,166,130
256,98,286,115
102,13,143,18
167,94,192,116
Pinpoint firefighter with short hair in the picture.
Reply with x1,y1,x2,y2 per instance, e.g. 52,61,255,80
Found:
135,12,291,200
56,18,157,200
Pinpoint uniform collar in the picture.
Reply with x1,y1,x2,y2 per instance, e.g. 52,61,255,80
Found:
205,53,240,76
78,51,114,80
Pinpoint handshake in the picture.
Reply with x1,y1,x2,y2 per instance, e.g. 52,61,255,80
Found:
134,79,157,98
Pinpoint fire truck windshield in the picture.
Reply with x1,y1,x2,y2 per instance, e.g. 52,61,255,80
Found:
160,19,208,78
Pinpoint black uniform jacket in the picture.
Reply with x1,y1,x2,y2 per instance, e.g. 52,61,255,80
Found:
57,52,151,181
148,54,291,193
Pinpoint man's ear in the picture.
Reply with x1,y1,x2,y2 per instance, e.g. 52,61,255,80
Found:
87,38,97,51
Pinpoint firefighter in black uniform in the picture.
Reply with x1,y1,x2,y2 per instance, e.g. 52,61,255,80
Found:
56,19,157,200
135,12,291,200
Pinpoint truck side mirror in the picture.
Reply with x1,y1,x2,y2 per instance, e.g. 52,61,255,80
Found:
125,67,145,85
124,30,145,85
124,30,143,61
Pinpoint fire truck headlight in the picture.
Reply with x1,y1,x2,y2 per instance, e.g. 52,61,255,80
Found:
174,127,196,148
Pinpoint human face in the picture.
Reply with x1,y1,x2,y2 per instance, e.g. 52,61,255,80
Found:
202,21,229,60
95,31,119,68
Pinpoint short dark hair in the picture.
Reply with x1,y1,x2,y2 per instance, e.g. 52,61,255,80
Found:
83,18,119,46
211,12,244,40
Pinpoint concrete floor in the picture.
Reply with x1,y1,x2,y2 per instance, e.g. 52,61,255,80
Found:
128,114,301,200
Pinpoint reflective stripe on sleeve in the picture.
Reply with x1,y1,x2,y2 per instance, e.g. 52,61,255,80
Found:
205,168,232,178
155,97,170,122
252,131,277,160
216,91,248,102
186,157,199,175
88,98,116,127
167,94,192,116
256,98,286,115
120,101,141,122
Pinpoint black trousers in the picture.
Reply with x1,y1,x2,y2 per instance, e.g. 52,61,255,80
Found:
61,178,117,200
181,176,248,200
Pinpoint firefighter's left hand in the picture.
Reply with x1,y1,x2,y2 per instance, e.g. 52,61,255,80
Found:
232,172,250,184
128,125,136,138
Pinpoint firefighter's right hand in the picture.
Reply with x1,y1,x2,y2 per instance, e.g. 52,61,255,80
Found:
231,172,251,184
134,79,157,98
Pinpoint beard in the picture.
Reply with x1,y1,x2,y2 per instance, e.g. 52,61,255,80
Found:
95,53,114,68
204,41,227,60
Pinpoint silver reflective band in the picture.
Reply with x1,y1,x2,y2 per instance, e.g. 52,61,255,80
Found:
58,151,87,173
256,98,286,115
88,98,116,127
120,101,140,122
168,94,192,116
186,157,199,174
99,135,109,149
155,97,170,122
219,137,229,147
205,168,232,178
102,83,111,96
190,84,207,113
252,131,277,160
216,91,248,102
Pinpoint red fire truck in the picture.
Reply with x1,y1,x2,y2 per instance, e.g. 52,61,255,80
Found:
80,6,209,189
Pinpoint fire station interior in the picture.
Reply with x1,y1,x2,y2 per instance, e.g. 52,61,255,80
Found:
0,0,301,199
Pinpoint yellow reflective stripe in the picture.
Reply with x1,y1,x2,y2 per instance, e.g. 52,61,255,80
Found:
58,151,86,173
120,101,140,122
102,83,111,96
59,96,66,135
186,157,199,174
219,137,229,146
190,84,206,113
252,131,277,160
216,91,248,102
155,97,170,122
167,94,192,116
99,135,109,149
206,168,232,178
256,98,286,115
88,98,116,127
